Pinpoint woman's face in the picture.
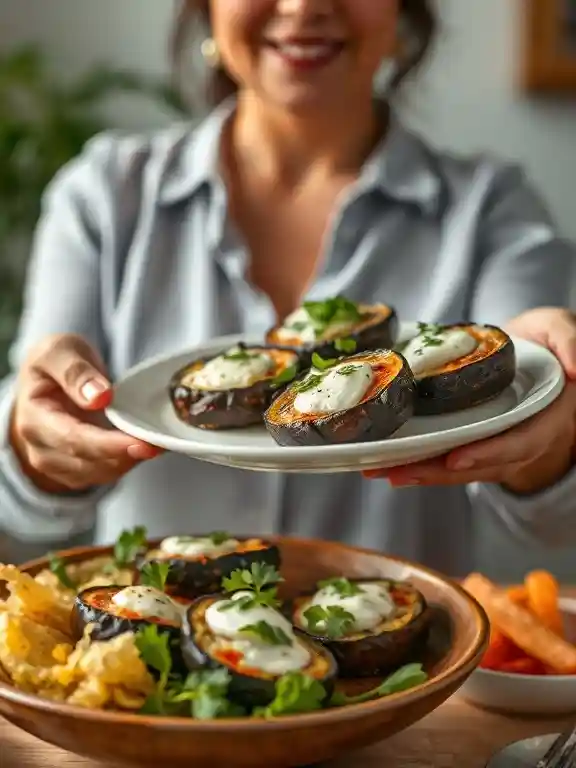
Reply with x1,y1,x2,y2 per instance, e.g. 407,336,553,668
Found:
209,0,400,112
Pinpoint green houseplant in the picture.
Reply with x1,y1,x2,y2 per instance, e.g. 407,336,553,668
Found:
0,46,187,376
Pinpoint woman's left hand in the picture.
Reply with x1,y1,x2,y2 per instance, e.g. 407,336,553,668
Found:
364,307,576,494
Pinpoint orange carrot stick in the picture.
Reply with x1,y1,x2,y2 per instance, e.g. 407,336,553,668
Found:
525,570,564,638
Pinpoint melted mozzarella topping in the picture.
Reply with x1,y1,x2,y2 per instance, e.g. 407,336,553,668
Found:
293,362,373,415
184,347,273,390
403,328,478,377
306,582,396,633
112,586,183,624
159,535,240,558
277,307,357,343
206,591,310,675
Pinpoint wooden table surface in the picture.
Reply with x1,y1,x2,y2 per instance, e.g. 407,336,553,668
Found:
2,695,572,768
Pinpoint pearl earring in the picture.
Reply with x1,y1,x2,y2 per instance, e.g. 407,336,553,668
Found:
201,37,221,68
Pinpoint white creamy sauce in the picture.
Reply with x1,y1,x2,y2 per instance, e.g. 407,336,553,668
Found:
184,347,273,390
277,307,357,343
112,586,183,624
293,361,373,415
206,591,310,675
306,582,396,633
159,535,240,558
403,328,478,377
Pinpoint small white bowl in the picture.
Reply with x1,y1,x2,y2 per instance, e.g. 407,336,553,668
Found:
459,597,576,716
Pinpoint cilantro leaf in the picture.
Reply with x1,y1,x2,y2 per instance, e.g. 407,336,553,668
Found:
165,669,244,720
209,530,232,546
334,337,357,354
329,663,428,707
257,673,326,718
239,621,292,646
222,562,283,594
317,577,362,597
139,561,171,591
135,624,172,684
114,525,148,567
48,553,77,590
303,605,355,638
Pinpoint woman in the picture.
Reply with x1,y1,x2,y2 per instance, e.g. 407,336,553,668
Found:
1,0,576,575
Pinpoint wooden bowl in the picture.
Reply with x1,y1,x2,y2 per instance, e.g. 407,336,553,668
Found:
0,536,489,768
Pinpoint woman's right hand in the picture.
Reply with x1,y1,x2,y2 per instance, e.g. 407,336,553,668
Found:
10,334,162,494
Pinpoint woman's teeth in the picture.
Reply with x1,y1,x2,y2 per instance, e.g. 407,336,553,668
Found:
275,43,336,60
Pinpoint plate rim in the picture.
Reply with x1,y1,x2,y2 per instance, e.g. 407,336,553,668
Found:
105,329,565,460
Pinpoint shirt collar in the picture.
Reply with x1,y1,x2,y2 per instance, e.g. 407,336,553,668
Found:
158,99,443,216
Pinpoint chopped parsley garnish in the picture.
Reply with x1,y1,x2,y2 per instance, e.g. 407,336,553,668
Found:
114,525,148,568
302,296,361,338
256,672,326,718
329,663,429,707
208,531,232,546
239,620,292,646
273,363,298,387
303,605,355,638
48,553,77,590
220,562,284,611
317,577,363,597
335,364,360,376
222,348,252,362
414,322,445,355
139,561,171,591
334,337,357,354
291,372,325,393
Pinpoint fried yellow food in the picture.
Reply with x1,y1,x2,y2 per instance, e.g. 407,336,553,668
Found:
525,569,564,638
463,572,576,676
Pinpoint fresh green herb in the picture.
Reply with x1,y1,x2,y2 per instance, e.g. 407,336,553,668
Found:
311,351,337,371
139,561,170,592
335,364,360,376
317,577,362,597
223,347,252,362
114,525,148,568
414,322,445,355
273,363,298,387
334,337,357,354
329,663,428,707
220,562,284,611
291,372,325,394
302,296,361,338
255,672,327,718
208,531,232,546
303,605,355,639
48,553,77,590
135,624,173,714
239,621,292,646
287,321,308,333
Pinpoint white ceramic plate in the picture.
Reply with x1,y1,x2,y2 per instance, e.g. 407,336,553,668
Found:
458,597,576,716
106,323,565,473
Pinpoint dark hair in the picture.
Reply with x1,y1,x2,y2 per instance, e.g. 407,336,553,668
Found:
172,0,437,106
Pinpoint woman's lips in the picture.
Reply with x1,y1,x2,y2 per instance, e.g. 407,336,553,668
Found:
264,39,345,71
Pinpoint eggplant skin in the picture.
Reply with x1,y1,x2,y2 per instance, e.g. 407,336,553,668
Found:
413,324,516,416
266,304,398,363
264,350,416,447
291,579,432,678
140,542,281,600
181,595,338,709
169,345,302,430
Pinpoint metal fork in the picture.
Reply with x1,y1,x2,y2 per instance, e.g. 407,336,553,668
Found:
536,727,576,768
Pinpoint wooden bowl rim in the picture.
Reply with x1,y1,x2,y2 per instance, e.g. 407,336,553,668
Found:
0,535,489,731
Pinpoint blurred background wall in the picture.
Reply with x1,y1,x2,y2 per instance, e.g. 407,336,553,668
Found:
0,0,575,578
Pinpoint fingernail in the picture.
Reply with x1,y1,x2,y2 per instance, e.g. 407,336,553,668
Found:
128,444,158,460
81,379,109,402
452,458,475,471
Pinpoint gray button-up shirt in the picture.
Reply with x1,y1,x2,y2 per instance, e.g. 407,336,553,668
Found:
1,99,575,575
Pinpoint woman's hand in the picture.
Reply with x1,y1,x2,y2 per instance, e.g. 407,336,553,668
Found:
364,308,576,494
10,334,162,494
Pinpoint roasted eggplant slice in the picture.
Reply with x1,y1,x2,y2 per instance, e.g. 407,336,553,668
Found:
169,343,301,429
291,577,431,678
402,323,516,415
72,584,189,642
141,534,281,599
181,592,337,708
266,297,398,361
264,348,416,446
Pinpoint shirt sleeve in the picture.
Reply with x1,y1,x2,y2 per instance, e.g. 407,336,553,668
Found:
466,162,576,546
0,134,123,543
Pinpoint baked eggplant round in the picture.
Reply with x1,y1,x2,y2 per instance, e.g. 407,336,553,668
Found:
72,584,189,643
169,343,301,430
140,534,282,599
263,349,416,447
291,577,431,678
266,298,398,362
181,593,338,708
402,323,516,415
